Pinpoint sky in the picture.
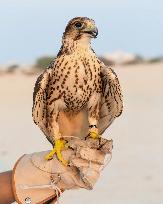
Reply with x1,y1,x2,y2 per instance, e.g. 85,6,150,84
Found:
0,0,163,64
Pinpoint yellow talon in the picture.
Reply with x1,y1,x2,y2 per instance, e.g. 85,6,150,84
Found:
45,139,68,166
45,148,56,160
89,131,100,139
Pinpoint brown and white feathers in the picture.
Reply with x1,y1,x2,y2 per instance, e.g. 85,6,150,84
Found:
32,17,123,145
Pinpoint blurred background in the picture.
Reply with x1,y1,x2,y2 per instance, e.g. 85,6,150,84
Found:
0,0,163,203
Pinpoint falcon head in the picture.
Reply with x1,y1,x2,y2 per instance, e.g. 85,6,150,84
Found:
63,17,98,41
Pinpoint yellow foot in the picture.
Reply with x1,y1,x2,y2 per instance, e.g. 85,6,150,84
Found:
89,127,100,139
89,131,100,139
45,139,68,166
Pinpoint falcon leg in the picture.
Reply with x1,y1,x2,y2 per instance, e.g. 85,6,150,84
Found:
45,138,68,166
88,118,99,139
88,102,100,139
45,107,68,166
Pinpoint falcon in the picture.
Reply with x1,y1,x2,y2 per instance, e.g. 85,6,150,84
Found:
32,17,123,165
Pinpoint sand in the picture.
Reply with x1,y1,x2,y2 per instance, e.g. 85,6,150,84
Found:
0,62,163,204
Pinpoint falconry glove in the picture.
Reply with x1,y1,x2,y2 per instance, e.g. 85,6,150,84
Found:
12,137,113,204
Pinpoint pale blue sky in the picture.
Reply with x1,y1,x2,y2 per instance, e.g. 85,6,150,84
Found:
0,0,163,64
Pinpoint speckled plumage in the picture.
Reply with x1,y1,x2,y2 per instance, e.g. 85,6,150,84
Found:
32,17,123,145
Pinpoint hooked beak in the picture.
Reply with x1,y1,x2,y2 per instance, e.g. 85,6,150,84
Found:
83,26,98,38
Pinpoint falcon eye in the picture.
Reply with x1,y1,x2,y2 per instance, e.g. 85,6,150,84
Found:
74,22,83,29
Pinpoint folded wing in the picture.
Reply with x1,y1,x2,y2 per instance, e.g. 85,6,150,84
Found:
32,66,53,143
98,66,123,134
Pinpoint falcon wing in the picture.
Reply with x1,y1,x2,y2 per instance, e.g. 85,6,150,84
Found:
98,66,123,134
32,66,53,141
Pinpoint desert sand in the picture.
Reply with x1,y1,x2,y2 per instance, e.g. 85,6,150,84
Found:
0,62,163,204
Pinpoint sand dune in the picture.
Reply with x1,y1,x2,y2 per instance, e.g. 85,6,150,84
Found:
0,63,163,204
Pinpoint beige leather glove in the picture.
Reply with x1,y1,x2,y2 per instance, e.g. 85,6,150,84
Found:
12,137,113,204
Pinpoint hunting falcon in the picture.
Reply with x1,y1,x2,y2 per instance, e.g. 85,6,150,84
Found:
32,17,123,165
